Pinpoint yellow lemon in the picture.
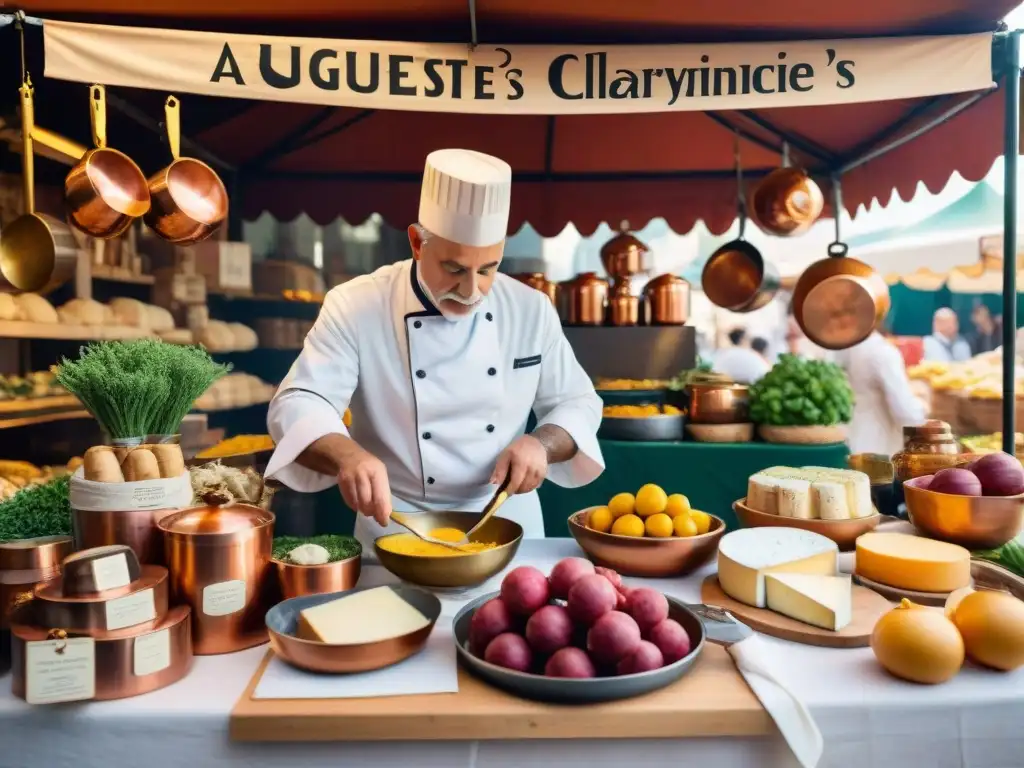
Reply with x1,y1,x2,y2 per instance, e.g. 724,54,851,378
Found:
611,513,645,537
673,514,699,538
665,493,692,518
690,510,712,535
608,492,636,518
588,506,613,533
645,513,674,538
634,484,668,518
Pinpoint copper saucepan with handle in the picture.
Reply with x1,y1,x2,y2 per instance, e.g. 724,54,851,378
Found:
750,143,824,237
65,85,151,240
144,96,229,245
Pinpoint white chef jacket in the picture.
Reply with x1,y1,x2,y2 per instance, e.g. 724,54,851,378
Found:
266,259,605,551
834,332,927,458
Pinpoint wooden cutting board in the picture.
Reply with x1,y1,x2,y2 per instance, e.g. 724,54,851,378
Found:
700,575,892,648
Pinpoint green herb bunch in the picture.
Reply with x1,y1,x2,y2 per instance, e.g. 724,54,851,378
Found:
749,354,854,427
974,534,1024,579
55,340,231,440
0,475,71,542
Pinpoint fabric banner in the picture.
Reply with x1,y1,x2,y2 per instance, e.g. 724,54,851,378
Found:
43,20,995,115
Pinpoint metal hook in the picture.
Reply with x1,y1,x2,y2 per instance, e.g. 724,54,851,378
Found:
734,131,747,239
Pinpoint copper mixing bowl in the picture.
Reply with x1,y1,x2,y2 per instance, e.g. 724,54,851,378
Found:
273,554,362,601
903,477,1024,549
374,511,522,589
733,498,880,552
567,508,725,577
687,384,750,424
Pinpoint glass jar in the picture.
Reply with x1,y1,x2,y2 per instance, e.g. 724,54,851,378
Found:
891,420,969,482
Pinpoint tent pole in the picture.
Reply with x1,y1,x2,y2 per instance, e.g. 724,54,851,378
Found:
1001,30,1020,455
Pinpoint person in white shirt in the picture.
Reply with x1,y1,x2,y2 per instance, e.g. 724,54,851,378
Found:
922,308,972,363
714,328,770,383
265,149,604,549
835,332,927,457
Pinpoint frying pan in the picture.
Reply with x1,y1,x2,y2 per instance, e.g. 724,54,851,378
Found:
144,96,229,245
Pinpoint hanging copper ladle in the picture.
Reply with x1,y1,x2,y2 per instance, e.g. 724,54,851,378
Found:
144,96,228,245
65,85,151,240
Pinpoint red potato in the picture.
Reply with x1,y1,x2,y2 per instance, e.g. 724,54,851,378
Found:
971,452,1024,496
595,566,623,589
484,633,533,672
567,574,618,625
549,557,595,599
627,588,670,634
615,590,629,610
500,566,551,616
525,604,574,654
617,640,665,675
929,467,982,497
648,619,692,664
587,610,642,664
469,598,514,655
545,647,597,678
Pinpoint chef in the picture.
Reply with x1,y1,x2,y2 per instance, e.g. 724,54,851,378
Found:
266,149,605,549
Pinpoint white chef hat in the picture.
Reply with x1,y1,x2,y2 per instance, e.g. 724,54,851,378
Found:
418,149,512,247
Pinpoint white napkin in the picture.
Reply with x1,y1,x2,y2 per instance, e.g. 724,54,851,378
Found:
727,635,823,768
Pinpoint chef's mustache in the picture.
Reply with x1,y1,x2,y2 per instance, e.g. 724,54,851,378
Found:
438,290,482,306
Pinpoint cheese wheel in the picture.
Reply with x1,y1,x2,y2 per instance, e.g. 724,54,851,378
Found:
776,478,812,519
855,532,970,593
747,473,778,514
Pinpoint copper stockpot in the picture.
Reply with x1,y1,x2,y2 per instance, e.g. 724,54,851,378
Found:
144,96,228,245
750,167,824,236
644,274,690,325
72,507,174,566
64,85,150,240
558,272,609,325
608,280,641,326
510,272,557,305
31,566,169,633
273,554,361,601
10,605,193,702
791,244,890,351
600,222,650,279
686,383,750,424
158,504,275,655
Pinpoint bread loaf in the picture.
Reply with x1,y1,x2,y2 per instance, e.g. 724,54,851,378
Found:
57,298,108,326
108,298,149,328
197,320,235,352
147,305,175,333
14,294,58,324
0,293,19,321
228,323,258,351
158,329,194,345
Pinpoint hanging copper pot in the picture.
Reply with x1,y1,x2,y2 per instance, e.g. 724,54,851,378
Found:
558,272,609,326
608,280,641,326
510,272,557,305
600,221,650,280
644,274,690,325
751,167,824,237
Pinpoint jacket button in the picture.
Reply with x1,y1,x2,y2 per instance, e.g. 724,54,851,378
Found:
416,369,426,379
427,477,435,484
488,367,497,376
486,424,495,433
423,432,431,440
413,320,422,329
486,312,493,321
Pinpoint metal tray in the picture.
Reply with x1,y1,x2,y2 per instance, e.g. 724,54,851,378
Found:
453,592,706,704
598,413,685,441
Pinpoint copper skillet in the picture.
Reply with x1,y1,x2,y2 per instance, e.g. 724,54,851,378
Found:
144,96,229,245
65,85,151,240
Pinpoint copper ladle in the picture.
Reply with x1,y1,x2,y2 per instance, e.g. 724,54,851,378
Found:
144,96,228,245
65,84,151,240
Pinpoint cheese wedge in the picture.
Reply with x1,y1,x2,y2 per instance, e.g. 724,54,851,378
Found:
296,586,431,644
855,532,970,593
747,473,779,514
718,528,839,608
764,573,853,631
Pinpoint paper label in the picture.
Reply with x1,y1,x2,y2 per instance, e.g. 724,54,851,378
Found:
90,553,131,592
25,638,95,705
105,588,156,631
218,245,252,290
133,629,171,677
202,580,246,617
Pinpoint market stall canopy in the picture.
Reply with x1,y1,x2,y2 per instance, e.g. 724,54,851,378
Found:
2,0,1020,235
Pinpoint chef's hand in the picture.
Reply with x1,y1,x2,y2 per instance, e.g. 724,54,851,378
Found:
491,435,548,495
336,444,392,526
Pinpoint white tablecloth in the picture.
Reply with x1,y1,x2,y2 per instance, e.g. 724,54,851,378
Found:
1,539,1022,768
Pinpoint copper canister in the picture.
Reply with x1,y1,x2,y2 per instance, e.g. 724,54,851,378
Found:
0,537,73,573
643,274,690,325
72,507,175,566
600,223,650,279
558,272,609,325
10,605,193,702
158,504,275,655
608,281,641,326
510,273,557,305
0,567,60,675
31,566,170,633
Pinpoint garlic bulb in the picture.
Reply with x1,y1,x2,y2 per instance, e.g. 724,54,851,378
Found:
288,543,330,566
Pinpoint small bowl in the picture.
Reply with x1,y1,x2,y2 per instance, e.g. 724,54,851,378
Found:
273,554,361,600
903,477,1024,549
266,584,441,674
599,413,685,442
374,511,522,589
687,423,754,443
687,384,749,424
733,498,880,551
567,508,725,577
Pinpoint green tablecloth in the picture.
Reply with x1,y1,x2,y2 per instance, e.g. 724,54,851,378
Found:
537,440,851,536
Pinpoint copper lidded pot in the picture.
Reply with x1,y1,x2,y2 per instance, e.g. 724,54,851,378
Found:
510,272,557,305
608,280,641,326
600,222,651,279
159,503,275,655
644,274,690,325
558,272,609,326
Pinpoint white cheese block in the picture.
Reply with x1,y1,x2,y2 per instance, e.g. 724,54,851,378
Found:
764,573,853,631
747,473,779,515
775,477,813,519
811,480,850,520
296,587,431,644
843,472,875,519
718,528,839,608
